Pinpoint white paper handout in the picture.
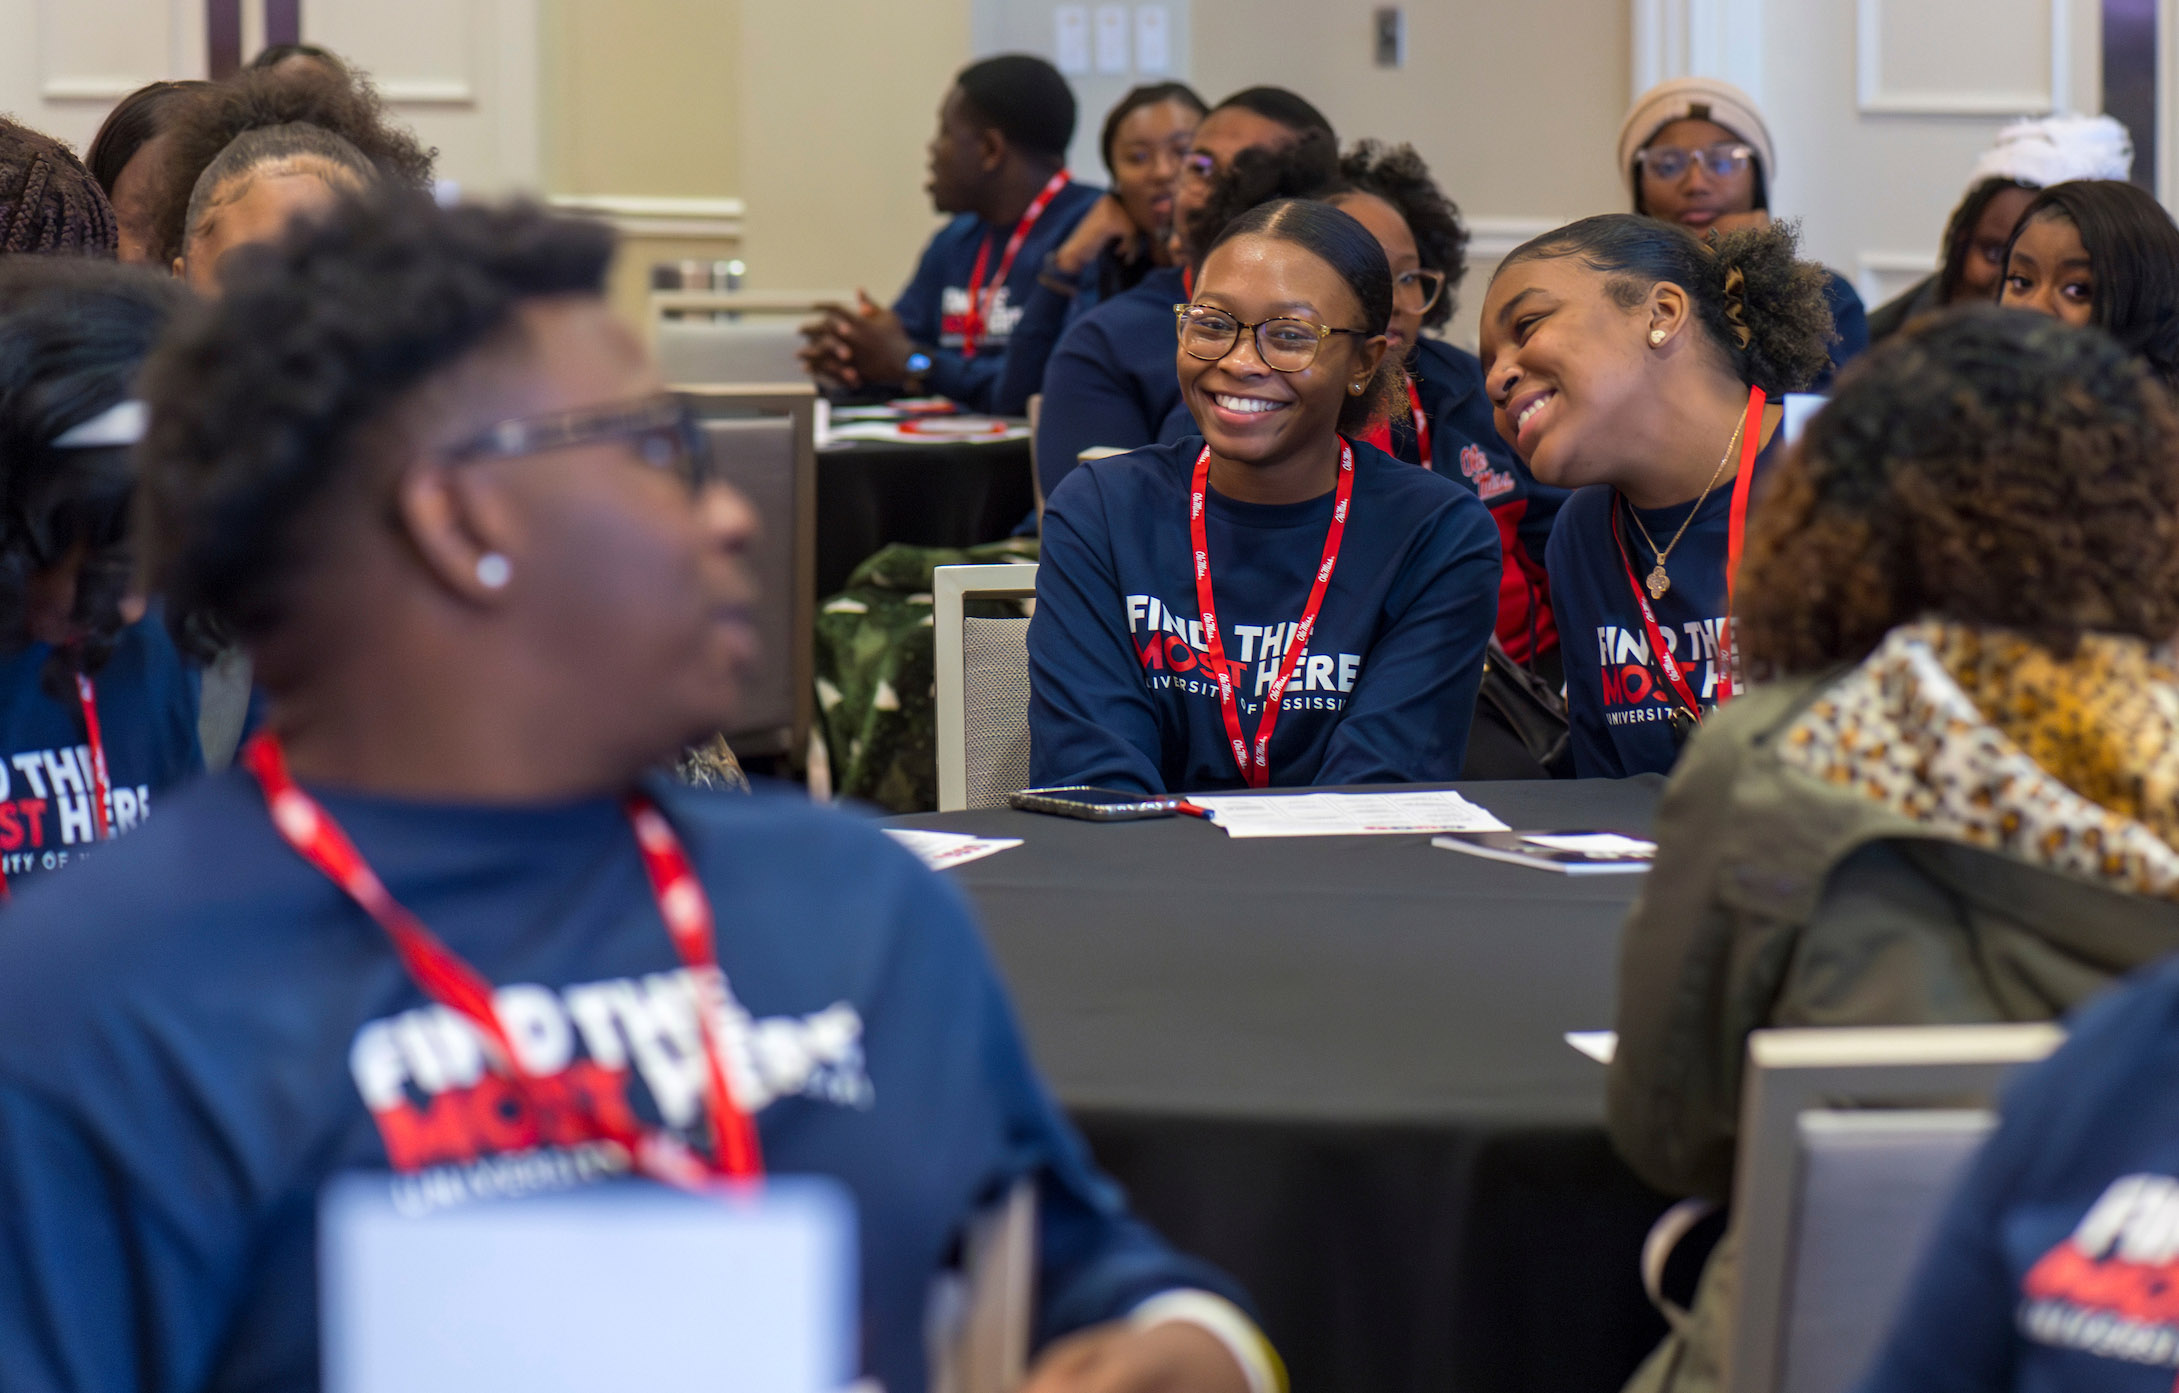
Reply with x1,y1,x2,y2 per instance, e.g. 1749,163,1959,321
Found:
883,828,1022,871
1186,790,1511,839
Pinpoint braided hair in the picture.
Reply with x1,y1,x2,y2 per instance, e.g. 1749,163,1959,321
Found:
1496,213,1834,395
0,120,118,257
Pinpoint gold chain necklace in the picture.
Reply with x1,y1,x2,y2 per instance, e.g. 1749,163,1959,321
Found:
1626,409,1747,600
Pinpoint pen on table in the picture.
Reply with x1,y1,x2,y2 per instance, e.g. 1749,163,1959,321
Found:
1176,801,1211,819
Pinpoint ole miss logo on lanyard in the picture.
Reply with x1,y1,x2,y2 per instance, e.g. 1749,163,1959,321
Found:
958,170,1071,359
243,733,763,1188
1190,440,1356,788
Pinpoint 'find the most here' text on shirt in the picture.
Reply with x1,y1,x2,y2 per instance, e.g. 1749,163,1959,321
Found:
0,774,1242,1393
1029,435,1502,794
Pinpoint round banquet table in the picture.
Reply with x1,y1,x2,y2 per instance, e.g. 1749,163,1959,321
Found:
889,778,1677,1393
816,432,1035,597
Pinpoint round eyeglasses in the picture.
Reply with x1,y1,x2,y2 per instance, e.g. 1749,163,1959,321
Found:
1636,142,1755,182
1395,269,1448,315
1174,303,1371,373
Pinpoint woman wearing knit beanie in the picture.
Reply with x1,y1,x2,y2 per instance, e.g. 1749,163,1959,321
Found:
1616,78,1868,385
1867,112,2133,341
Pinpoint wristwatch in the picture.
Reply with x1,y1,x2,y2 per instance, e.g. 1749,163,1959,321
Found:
904,350,933,394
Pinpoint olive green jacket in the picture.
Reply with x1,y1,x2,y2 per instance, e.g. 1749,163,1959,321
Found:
1607,672,2179,1205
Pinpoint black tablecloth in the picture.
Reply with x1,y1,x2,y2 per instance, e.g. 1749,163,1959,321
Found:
892,780,1676,1393
816,436,1034,596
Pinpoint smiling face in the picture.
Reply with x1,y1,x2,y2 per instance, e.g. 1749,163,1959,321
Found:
2000,211,2095,327
1478,254,1659,489
1637,117,1759,229
1178,233,1383,469
1108,97,1198,240
1957,183,2039,301
1329,191,1422,357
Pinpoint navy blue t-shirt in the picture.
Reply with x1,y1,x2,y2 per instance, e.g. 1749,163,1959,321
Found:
0,774,1241,1393
0,616,201,881
893,180,1104,414
1030,435,1502,793
1031,265,1194,500
1399,337,1570,662
1547,431,1784,778
1859,954,2179,1393
1817,267,1871,389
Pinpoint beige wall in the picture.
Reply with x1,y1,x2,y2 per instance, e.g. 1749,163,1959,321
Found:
540,0,740,197
537,0,1629,332
735,0,968,295
1193,0,1631,346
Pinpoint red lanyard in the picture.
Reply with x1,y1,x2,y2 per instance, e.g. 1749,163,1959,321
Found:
0,671,110,902
1408,381,1431,466
960,170,1071,358
1609,386,1767,721
1190,440,1355,787
241,733,763,1187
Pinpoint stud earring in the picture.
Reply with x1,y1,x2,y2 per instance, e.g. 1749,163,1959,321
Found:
1650,328,1667,346
475,553,512,590
1350,382,1365,395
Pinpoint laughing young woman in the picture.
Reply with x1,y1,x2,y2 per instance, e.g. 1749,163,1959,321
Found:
1028,198,1502,793
1479,214,1834,778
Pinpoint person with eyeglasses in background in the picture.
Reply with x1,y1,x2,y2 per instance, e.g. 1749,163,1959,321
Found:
1028,197,1501,793
800,55,1104,415
1032,88,1335,501
0,190,1281,1393
1618,77,1867,385
1329,141,1569,679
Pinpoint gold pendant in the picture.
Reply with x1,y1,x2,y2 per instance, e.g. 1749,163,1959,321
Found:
1646,564,1671,600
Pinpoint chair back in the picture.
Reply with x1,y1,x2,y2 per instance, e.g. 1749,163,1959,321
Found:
320,1174,857,1393
927,1178,1038,1393
934,563,1040,811
649,291,853,387
1728,1024,2064,1393
679,385,819,760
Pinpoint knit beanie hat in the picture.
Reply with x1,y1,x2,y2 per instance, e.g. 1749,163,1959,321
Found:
1616,77,1776,202
1967,113,2133,191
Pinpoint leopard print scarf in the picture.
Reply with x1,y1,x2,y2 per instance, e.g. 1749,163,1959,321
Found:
1774,622,2179,898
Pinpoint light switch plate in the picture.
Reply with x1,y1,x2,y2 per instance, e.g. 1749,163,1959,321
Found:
1373,5,1405,67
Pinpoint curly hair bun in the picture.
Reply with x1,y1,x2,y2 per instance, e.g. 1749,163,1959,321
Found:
1499,213,1835,395
1736,305,2179,674
137,191,612,649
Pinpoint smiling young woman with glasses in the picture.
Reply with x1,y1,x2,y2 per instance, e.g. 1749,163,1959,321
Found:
1028,197,1502,794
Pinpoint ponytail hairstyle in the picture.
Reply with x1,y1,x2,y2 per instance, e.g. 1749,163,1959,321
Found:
0,258,186,692
2002,179,2179,388
1497,213,1834,395
1200,197,1406,434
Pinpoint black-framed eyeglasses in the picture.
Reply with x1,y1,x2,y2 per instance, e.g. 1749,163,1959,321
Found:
1174,303,1371,373
442,394,715,491
1396,269,1448,315
1636,142,1755,182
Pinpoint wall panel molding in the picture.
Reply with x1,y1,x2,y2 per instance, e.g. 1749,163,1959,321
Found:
1855,0,2069,115
1855,250,1939,310
1630,0,1764,100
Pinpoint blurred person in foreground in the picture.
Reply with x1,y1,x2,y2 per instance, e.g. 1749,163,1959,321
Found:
1608,307,2179,1393
0,190,1277,1393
